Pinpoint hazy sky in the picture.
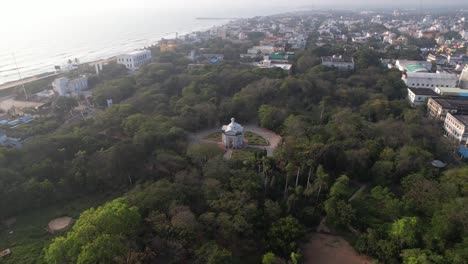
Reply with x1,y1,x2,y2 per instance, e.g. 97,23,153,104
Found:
3,0,468,12
1,0,467,26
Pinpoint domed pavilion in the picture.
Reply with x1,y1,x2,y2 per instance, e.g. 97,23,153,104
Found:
221,118,245,149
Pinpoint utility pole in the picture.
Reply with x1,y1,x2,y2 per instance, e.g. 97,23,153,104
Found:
11,53,29,100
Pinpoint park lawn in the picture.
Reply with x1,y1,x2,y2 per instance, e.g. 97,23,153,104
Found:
231,147,264,161
244,131,269,146
204,131,222,142
0,193,119,264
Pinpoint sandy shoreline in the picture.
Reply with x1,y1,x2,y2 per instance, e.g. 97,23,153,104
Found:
0,21,229,91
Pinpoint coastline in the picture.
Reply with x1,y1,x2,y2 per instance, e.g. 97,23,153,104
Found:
0,21,231,88
0,73,59,91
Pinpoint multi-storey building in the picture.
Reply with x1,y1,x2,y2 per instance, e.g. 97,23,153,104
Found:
321,55,355,70
407,88,439,107
52,76,88,97
117,49,152,71
444,113,468,144
427,97,468,120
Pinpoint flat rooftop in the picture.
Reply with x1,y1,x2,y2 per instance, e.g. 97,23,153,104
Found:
406,64,429,72
453,114,468,126
436,87,468,94
406,72,458,79
126,50,150,56
432,98,468,109
408,88,438,96
397,60,431,72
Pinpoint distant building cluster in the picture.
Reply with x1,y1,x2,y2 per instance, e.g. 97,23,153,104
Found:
325,11,466,158
176,15,310,72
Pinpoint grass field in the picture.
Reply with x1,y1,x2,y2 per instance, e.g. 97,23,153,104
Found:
0,193,119,264
244,131,269,146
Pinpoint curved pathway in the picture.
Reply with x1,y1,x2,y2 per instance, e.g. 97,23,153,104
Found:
243,125,282,157
189,124,282,157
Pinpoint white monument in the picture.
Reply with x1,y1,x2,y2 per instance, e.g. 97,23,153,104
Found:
222,118,245,149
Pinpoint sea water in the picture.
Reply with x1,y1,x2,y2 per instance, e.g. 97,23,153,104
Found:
0,6,296,85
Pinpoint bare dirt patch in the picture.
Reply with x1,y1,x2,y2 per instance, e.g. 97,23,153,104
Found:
47,217,74,233
303,233,372,264
0,97,45,113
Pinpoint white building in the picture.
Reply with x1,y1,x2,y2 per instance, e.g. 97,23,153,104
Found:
461,30,468,40
444,113,468,145
407,88,438,107
321,56,355,70
222,118,245,149
434,86,468,97
117,49,152,71
402,72,459,89
255,59,292,71
239,32,247,40
248,45,276,55
52,76,88,97
460,65,468,89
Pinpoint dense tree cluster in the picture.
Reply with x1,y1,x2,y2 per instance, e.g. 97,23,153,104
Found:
1,25,466,263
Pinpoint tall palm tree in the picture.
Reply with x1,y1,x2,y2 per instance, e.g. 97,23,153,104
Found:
262,156,272,190
313,165,329,201
306,160,315,189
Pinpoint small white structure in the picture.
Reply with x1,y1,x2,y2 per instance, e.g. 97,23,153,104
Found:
255,59,292,71
33,89,55,99
222,118,245,149
321,56,355,70
239,32,248,40
52,76,88,97
117,49,152,71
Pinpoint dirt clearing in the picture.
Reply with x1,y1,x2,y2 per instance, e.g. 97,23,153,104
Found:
303,233,372,264
47,217,73,233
